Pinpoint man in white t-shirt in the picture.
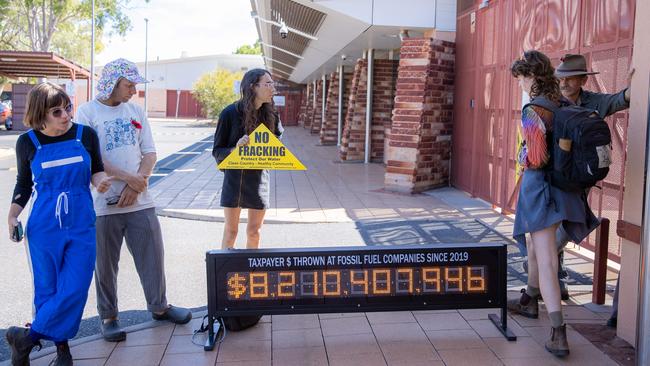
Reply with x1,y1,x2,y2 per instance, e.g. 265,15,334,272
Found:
76,58,191,342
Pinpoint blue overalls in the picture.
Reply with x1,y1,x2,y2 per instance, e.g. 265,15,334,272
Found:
25,124,97,342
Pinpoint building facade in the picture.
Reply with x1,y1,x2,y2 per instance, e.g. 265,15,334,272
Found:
253,0,649,351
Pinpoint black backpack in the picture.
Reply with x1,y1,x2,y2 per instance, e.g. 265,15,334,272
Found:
221,315,262,331
525,97,612,192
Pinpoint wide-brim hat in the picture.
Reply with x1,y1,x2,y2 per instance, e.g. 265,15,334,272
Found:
96,58,148,100
554,54,599,78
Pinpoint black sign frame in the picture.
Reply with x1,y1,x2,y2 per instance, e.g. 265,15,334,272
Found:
204,244,516,350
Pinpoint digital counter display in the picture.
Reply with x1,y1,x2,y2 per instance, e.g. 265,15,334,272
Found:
204,244,516,349
207,244,507,317
226,266,488,300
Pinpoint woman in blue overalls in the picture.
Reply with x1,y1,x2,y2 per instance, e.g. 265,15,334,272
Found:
6,82,112,366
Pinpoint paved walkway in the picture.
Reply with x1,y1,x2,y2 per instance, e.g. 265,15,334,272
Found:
14,127,626,366
150,127,467,224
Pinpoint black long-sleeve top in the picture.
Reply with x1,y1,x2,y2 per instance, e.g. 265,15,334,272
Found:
212,102,283,164
12,123,104,208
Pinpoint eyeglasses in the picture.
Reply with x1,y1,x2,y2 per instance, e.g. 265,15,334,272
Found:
49,104,73,118
256,82,276,88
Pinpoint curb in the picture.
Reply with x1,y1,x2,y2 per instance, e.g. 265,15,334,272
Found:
155,207,353,224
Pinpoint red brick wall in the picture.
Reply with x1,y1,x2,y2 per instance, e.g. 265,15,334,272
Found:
303,82,313,129
370,59,399,162
340,59,368,161
310,79,325,134
320,70,352,145
385,38,455,193
297,84,309,127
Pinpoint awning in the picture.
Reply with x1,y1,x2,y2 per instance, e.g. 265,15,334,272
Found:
0,50,93,80
251,0,457,83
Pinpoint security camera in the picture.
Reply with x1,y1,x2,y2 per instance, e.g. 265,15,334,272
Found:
341,54,347,61
279,21,288,39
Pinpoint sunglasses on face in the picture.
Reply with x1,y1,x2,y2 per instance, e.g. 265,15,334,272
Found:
49,104,73,118
256,82,276,88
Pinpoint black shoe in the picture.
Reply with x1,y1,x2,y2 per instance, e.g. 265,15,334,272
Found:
101,319,126,342
49,343,73,366
5,326,41,366
152,305,192,325
607,316,617,328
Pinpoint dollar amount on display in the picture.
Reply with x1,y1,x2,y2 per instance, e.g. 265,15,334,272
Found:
226,266,488,300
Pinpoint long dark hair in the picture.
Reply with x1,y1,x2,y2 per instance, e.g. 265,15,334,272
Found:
238,68,276,134
511,50,561,102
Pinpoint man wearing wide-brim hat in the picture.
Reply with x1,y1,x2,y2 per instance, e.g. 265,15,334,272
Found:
554,53,633,328
555,53,632,118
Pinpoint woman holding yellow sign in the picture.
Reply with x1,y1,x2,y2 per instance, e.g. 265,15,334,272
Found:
212,69,283,249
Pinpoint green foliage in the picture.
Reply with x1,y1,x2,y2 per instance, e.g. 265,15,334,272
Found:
0,0,136,67
234,40,262,55
193,69,243,119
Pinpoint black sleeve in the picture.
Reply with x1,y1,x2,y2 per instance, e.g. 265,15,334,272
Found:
273,112,283,138
82,126,104,175
12,134,35,208
212,106,234,164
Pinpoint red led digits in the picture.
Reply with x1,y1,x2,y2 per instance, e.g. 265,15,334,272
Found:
225,266,488,300
372,269,391,295
467,266,486,292
278,272,295,297
249,273,269,298
445,267,463,292
323,271,341,296
350,270,368,295
300,271,318,296
422,268,441,293
396,268,414,294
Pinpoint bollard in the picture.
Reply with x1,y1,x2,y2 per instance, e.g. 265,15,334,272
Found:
592,218,610,305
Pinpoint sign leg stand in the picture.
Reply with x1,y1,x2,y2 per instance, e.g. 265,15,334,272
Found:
489,303,517,341
204,317,222,351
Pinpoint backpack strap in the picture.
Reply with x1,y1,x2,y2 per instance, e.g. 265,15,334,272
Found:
523,96,561,113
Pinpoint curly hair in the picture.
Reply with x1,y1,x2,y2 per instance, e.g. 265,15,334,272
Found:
238,68,276,134
511,50,561,102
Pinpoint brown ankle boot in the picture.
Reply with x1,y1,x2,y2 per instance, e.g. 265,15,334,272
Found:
545,324,570,357
507,289,539,318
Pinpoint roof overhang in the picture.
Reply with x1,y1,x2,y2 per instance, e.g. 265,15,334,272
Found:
251,0,456,83
0,51,93,80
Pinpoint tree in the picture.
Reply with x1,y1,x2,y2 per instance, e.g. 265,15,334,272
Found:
234,40,262,55
0,0,136,67
193,69,243,119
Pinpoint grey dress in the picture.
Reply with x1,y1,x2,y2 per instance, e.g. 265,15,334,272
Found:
512,104,599,247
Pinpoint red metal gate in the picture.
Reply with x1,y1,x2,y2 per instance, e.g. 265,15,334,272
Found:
452,0,635,261
166,90,205,118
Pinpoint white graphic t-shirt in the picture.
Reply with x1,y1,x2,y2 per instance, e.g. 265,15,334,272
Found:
76,99,156,216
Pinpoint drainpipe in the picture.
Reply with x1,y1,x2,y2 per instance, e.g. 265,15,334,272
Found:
637,75,650,366
322,74,327,130
365,48,374,164
312,79,317,109
337,65,344,146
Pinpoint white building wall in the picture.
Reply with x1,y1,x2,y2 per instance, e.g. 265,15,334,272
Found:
135,54,264,91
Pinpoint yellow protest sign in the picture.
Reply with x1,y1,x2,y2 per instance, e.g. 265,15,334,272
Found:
217,124,307,170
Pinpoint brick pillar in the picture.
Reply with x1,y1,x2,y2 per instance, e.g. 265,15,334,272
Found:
320,70,352,145
303,82,313,129
385,38,455,193
340,58,368,161
370,59,399,162
297,84,309,127
310,79,325,134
